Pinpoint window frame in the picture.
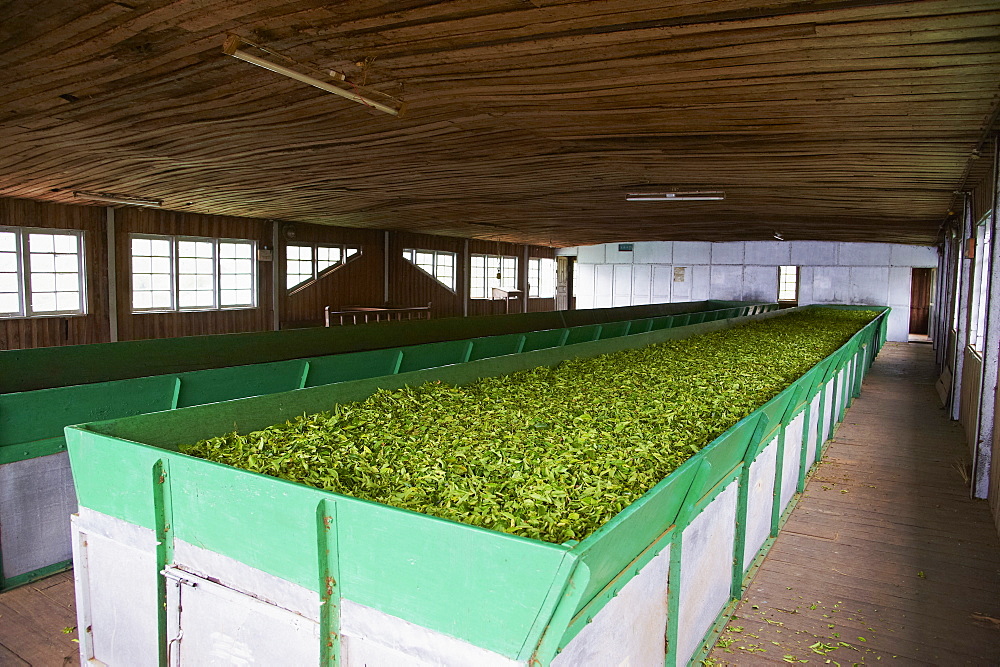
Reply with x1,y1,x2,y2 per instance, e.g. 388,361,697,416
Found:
527,257,557,298
777,265,799,304
130,233,258,314
470,253,519,299
0,226,88,319
969,219,992,354
402,247,458,293
286,242,361,293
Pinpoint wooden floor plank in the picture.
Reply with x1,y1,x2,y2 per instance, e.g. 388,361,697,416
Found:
711,342,1000,665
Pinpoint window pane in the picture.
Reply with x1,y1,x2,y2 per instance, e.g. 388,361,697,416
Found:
132,234,173,311
0,232,20,315
0,232,16,253
0,232,21,315
0,293,21,314
287,245,312,288
220,242,255,307
177,240,216,310
29,234,54,253
317,246,342,273
32,292,56,312
29,232,84,314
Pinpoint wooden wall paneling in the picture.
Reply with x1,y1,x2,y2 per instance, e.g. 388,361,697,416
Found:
280,222,385,328
115,207,273,341
388,230,464,319
0,197,110,350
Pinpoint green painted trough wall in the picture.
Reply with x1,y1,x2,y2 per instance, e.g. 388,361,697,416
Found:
0,300,772,591
64,305,888,665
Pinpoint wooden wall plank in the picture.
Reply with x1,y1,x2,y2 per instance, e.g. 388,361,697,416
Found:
0,198,109,350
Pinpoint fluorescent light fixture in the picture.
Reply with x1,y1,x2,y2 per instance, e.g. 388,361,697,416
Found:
773,232,784,241
626,191,725,202
223,36,404,117
74,191,162,207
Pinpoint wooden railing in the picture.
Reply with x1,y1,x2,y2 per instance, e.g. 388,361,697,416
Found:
324,304,431,327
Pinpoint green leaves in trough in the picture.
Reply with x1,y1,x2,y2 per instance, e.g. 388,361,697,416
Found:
183,309,877,543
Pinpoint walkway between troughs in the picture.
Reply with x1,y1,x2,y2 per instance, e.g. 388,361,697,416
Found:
709,342,1000,665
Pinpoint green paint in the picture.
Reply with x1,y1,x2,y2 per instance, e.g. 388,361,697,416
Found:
6,300,760,394
0,559,72,592
63,306,888,660
317,499,341,665
0,436,66,465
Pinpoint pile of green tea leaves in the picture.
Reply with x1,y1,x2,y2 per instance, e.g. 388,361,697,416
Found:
183,309,877,543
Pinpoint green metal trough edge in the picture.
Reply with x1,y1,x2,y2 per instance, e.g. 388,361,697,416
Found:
65,305,888,664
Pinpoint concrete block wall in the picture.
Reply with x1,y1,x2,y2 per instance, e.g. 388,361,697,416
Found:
561,242,938,342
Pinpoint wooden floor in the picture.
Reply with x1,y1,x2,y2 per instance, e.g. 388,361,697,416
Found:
1,343,998,665
0,570,78,665
710,342,1000,665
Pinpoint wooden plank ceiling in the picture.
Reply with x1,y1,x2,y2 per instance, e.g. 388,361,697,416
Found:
1,0,998,246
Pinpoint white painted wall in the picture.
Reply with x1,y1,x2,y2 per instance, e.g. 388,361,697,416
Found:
561,242,938,342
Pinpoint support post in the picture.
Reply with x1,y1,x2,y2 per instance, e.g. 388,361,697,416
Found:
951,195,974,421
272,220,281,331
523,245,530,313
463,239,469,318
972,137,1000,499
383,231,390,305
105,207,118,342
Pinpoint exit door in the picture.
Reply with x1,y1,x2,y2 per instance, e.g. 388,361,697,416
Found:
909,268,933,336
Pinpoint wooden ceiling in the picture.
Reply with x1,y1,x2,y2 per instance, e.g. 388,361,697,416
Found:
1,1,998,246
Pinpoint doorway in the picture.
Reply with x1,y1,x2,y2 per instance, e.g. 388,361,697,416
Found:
909,267,933,339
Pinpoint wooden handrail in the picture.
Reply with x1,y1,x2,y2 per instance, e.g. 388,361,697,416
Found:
324,304,431,327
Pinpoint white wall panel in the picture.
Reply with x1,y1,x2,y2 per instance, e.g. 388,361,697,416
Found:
634,241,672,264
888,267,912,306
743,266,778,302
711,242,744,265
572,242,932,342
849,267,889,305
673,242,711,264
632,263,652,300
811,267,851,303
710,265,743,300
745,241,790,265
553,547,670,667
574,264,595,309
576,244,606,264
839,242,892,266
791,241,838,266
613,263,633,306
594,264,614,308
690,265,711,300
652,265,674,302
890,244,937,267
606,244,636,264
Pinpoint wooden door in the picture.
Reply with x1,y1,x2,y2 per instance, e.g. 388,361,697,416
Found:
910,268,932,335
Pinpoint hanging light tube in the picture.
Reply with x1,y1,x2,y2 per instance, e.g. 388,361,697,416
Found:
626,191,726,202
223,36,404,117
74,191,162,207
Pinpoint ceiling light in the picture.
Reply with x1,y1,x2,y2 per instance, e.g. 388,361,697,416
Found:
626,191,725,202
223,36,404,117
74,191,162,207
773,232,784,240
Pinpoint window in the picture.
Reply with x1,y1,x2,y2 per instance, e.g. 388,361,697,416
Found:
470,254,518,299
0,227,86,318
286,243,361,290
778,265,798,303
402,248,456,291
528,257,556,298
131,234,256,312
969,219,992,353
